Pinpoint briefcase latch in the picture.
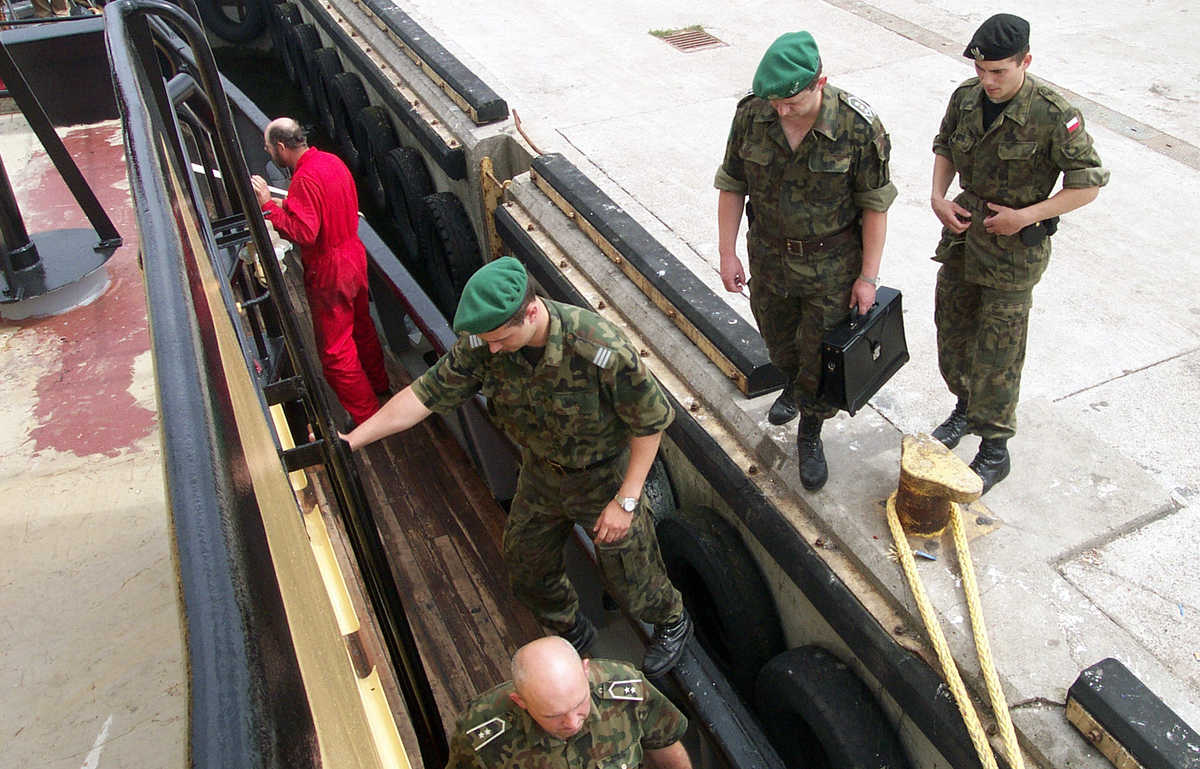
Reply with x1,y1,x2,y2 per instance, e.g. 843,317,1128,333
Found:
871,341,882,361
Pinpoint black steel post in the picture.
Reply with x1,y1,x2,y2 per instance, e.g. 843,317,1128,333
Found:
0,35,120,248
0,152,39,275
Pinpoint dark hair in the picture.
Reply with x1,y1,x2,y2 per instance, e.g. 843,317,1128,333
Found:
503,282,539,327
1008,46,1030,63
266,121,308,149
802,61,824,91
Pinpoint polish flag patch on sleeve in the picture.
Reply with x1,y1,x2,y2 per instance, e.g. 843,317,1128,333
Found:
1065,115,1081,133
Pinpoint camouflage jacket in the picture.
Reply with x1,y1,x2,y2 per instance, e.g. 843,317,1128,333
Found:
714,84,898,245
932,73,1109,289
444,659,688,769
411,300,674,468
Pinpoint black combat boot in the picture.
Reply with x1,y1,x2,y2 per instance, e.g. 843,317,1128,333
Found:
642,609,692,678
931,398,969,449
797,414,828,491
768,380,799,425
969,438,1010,495
561,612,597,654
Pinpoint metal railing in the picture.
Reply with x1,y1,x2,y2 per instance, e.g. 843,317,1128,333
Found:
105,2,447,766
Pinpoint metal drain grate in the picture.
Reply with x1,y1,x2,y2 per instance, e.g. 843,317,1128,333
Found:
659,28,726,53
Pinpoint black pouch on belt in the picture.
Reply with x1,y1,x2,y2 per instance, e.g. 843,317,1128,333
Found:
1018,215,1060,246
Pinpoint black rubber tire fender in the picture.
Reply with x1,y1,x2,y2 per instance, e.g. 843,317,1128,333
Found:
196,0,267,43
286,23,322,112
311,48,344,140
351,106,399,215
380,146,434,279
417,192,483,318
754,646,912,769
644,458,677,524
655,506,786,701
269,2,302,78
327,72,369,173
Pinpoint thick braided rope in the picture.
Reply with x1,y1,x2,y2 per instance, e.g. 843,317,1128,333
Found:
950,503,1025,769
886,494,999,769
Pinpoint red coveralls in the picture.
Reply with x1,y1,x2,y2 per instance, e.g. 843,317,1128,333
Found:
262,148,388,424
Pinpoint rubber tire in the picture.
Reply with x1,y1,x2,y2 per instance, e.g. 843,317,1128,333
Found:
285,23,322,112
328,72,369,173
644,458,677,524
655,506,786,701
417,192,483,318
755,646,912,769
380,146,434,277
351,106,399,215
311,48,344,140
196,0,267,43
269,2,301,78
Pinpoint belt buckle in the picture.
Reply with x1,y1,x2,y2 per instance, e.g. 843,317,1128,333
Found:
785,239,804,256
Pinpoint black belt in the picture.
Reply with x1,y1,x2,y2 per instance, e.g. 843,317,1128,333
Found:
776,225,858,256
542,453,619,474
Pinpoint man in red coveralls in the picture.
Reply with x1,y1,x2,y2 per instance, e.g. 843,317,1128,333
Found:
251,117,389,426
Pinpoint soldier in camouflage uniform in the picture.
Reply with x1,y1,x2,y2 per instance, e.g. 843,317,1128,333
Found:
344,257,691,677
716,31,897,491
928,14,1108,493
446,637,691,769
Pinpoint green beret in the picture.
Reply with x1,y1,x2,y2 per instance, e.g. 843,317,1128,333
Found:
753,32,821,100
964,14,1029,61
453,256,528,334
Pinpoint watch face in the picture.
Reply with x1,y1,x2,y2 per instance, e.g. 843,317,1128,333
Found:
620,497,637,512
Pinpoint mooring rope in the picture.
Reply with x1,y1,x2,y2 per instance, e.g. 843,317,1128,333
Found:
886,495,1024,769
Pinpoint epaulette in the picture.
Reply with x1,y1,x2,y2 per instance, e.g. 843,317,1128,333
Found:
595,678,645,702
736,91,756,109
1034,81,1074,114
840,91,877,123
467,334,485,349
466,716,508,751
565,331,619,371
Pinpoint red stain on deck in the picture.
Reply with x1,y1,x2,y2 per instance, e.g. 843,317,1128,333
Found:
10,122,157,457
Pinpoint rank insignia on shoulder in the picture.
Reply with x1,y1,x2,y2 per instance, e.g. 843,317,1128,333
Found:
467,716,506,751
468,334,485,349
844,94,876,122
590,346,615,370
598,679,644,701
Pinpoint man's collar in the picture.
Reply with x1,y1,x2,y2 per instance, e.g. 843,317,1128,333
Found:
538,299,565,368
965,73,1035,126
292,145,314,170
516,693,602,749
811,86,839,140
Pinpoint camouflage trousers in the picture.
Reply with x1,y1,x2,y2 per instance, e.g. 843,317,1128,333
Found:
934,259,1034,439
502,450,684,631
748,235,860,420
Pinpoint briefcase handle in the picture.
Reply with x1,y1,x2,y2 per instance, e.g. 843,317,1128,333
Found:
848,302,876,329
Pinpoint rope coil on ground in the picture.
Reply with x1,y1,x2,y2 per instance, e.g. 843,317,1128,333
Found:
886,494,1025,769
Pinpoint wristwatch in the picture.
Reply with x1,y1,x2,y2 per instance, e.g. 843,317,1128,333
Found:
615,495,638,513
857,274,881,286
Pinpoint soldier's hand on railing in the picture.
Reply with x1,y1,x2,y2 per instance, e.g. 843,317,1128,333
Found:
250,174,272,207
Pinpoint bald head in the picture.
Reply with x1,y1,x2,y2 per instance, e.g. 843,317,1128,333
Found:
263,117,308,170
508,637,592,740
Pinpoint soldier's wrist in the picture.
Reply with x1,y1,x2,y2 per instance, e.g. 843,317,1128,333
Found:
856,274,880,286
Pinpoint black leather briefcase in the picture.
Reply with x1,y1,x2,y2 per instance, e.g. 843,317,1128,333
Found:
818,286,909,416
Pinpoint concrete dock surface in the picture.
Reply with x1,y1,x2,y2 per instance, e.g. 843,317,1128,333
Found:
0,116,186,769
390,0,1200,765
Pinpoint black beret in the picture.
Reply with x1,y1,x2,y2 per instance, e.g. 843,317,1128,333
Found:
963,13,1029,61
